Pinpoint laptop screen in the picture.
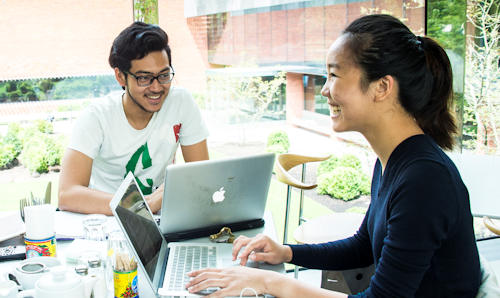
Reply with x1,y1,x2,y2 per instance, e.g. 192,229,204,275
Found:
113,176,165,284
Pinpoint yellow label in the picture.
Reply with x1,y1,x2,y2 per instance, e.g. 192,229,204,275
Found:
24,236,56,258
113,269,138,298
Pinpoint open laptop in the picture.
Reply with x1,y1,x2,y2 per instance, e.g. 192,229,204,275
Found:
159,153,275,240
111,172,233,296
110,172,280,297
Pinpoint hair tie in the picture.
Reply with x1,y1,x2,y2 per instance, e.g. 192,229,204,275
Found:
412,36,424,52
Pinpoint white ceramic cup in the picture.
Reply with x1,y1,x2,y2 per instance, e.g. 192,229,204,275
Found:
0,280,18,298
4,257,61,290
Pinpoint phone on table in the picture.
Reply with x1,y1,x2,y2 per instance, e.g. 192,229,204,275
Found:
0,245,26,261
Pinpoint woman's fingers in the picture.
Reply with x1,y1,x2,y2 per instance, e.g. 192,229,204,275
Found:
187,277,227,294
188,267,265,298
238,234,272,264
232,235,251,260
187,268,221,278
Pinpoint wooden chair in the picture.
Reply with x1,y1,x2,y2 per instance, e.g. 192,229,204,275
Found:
484,217,500,236
274,153,330,245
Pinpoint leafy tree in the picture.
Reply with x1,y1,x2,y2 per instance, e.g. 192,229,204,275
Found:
6,82,17,92
208,71,286,122
133,0,158,24
464,0,500,153
427,0,467,57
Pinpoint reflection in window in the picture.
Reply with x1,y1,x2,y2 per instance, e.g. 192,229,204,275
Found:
304,75,327,116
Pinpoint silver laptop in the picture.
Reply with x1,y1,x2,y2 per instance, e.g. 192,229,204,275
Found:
159,153,275,238
110,172,234,297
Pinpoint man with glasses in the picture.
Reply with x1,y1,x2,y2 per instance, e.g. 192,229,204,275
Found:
58,22,209,215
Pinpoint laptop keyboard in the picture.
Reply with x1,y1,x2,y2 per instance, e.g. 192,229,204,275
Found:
168,245,217,291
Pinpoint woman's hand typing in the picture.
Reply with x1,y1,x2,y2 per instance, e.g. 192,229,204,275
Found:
232,233,293,266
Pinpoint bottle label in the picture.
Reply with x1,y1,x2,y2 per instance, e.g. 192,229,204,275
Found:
113,269,139,298
24,235,56,258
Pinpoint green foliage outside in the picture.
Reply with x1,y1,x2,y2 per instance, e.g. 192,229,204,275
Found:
34,119,54,134
0,120,66,174
266,130,290,154
0,76,119,103
0,140,17,169
316,154,370,201
317,154,362,176
427,0,466,57
133,0,158,24
20,131,66,174
0,123,23,168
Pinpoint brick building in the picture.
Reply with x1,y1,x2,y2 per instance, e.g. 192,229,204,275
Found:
0,0,424,135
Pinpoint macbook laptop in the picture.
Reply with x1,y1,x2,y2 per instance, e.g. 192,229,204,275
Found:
110,171,280,297
111,172,233,296
159,153,275,240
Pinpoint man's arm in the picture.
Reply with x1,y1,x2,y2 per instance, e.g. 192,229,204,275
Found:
181,139,209,162
58,148,114,215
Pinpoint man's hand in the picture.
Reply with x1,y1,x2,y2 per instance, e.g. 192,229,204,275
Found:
232,234,293,266
145,183,164,213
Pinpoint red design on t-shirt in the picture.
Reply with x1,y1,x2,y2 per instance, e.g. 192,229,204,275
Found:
173,123,182,142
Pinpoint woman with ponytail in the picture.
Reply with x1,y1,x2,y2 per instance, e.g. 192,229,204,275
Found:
186,14,481,297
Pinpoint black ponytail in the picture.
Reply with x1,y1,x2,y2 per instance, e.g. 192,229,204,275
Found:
413,36,456,150
343,14,456,150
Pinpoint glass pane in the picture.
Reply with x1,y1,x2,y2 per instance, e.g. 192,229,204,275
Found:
463,0,500,154
427,0,467,150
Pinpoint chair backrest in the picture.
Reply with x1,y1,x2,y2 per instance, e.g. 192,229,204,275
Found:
447,152,500,219
275,154,330,190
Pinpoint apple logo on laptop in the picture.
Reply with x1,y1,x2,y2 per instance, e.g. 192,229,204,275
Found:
212,187,225,203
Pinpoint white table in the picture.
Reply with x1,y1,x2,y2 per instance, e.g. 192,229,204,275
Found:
0,210,284,297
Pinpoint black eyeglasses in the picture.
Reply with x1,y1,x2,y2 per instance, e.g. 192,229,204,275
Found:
123,67,175,87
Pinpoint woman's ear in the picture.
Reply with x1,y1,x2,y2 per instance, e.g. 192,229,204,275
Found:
114,68,126,89
373,75,395,102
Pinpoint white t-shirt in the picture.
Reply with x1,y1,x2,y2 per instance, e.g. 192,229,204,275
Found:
68,87,209,195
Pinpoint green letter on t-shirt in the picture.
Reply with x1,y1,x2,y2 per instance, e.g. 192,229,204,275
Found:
125,143,154,195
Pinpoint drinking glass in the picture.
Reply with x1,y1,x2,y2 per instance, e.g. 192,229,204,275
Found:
82,214,107,241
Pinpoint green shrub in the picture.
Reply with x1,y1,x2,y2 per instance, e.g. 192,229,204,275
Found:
316,154,371,200
0,91,7,103
338,154,362,171
266,130,289,154
317,156,341,177
34,120,54,134
317,167,363,201
266,143,288,155
4,123,23,157
19,126,38,146
19,132,66,174
0,140,17,168
6,82,17,92
359,173,371,195
318,154,363,177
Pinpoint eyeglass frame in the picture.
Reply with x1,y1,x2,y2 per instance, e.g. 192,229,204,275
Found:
122,66,175,87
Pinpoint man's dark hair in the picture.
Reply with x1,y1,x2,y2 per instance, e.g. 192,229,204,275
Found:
109,21,171,72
